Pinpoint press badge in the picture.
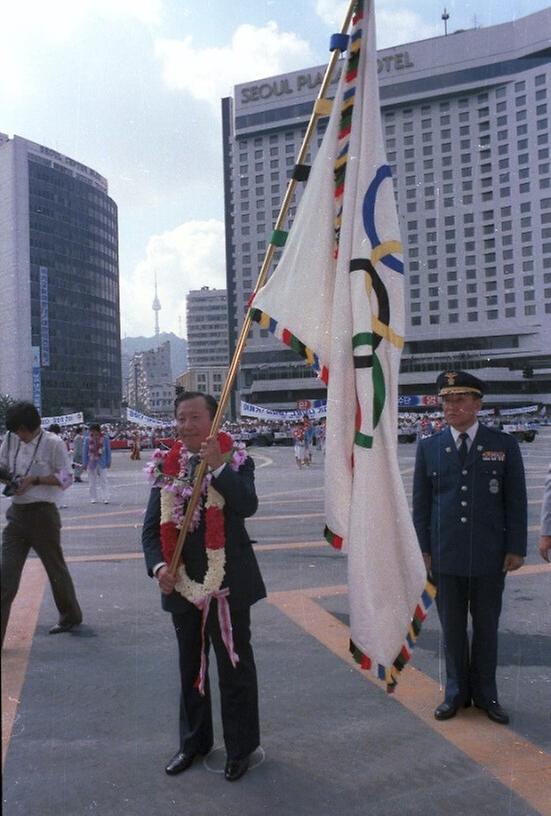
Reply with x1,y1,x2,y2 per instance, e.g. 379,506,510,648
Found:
489,478,500,494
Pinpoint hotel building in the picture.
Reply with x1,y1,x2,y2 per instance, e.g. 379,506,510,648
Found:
222,8,551,409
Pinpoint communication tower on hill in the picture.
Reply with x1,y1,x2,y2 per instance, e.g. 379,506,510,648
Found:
152,272,161,336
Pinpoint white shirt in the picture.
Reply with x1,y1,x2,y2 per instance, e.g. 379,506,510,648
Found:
449,421,479,453
0,430,72,505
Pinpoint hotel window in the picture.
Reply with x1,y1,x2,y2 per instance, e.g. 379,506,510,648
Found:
411,316,421,326
429,315,440,324
467,312,478,321
525,305,536,315
505,307,516,317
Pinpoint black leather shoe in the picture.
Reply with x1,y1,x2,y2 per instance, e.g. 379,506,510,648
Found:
434,701,459,721
49,622,80,634
224,755,250,781
165,751,197,775
479,701,510,725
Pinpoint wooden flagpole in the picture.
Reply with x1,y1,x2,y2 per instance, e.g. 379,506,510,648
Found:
168,0,357,576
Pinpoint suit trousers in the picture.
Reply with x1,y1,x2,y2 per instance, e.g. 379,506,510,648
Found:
1,503,82,645
171,601,260,760
433,571,505,707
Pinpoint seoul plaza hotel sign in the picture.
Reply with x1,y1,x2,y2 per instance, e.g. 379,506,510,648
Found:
239,51,414,104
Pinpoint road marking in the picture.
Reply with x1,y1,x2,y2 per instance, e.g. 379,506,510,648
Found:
267,585,551,816
1,560,47,770
60,541,331,563
250,453,273,469
61,511,327,530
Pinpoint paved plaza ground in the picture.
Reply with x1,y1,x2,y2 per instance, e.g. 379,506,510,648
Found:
2,431,550,816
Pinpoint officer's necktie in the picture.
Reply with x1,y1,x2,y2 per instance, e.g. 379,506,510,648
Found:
458,432,469,465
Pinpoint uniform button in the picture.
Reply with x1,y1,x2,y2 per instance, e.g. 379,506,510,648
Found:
462,469,468,476
461,485,468,492
461,517,467,523
461,501,467,507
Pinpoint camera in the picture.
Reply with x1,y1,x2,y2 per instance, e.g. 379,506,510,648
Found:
0,466,21,497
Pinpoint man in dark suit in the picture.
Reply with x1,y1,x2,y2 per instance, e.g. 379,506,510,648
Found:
142,392,266,781
413,371,527,725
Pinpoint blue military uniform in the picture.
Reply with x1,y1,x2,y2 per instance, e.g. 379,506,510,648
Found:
413,372,527,714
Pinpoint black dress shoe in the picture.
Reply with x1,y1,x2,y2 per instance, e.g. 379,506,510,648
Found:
434,701,459,721
224,755,250,781
478,701,510,725
165,751,197,775
49,622,80,634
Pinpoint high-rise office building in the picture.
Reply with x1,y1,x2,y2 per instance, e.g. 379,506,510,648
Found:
127,340,174,418
222,8,551,409
186,287,230,369
0,134,122,418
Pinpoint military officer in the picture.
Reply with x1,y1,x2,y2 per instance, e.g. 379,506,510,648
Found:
413,371,527,725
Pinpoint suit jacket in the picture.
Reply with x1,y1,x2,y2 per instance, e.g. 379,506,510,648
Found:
142,456,266,613
413,424,527,576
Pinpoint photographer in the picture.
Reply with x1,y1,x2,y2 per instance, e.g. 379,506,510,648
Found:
0,402,82,647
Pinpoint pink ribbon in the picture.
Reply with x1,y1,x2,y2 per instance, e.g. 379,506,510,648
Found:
194,588,239,696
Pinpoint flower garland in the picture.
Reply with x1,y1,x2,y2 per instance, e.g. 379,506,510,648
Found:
145,432,247,604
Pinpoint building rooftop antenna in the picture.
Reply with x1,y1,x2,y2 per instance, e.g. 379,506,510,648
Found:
442,7,450,35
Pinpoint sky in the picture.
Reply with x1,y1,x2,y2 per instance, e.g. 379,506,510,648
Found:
1,0,549,338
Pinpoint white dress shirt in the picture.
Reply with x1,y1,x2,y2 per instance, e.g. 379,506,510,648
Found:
0,430,72,505
449,421,479,453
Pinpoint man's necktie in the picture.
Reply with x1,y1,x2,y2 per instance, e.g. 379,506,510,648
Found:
188,454,200,479
458,432,469,465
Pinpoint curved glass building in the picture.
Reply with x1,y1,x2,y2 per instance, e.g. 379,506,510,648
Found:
0,134,122,418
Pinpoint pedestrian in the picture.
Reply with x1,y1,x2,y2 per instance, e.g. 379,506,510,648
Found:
142,392,265,782
130,430,141,461
83,423,111,504
293,424,305,468
0,401,82,645
303,417,314,466
413,370,527,725
48,423,69,508
72,426,85,482
538,462,551,562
